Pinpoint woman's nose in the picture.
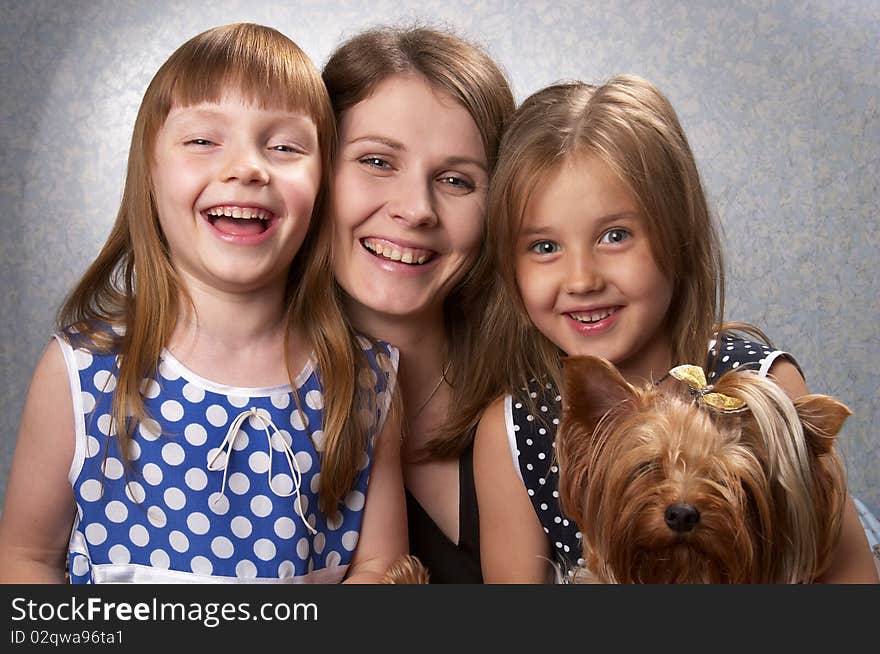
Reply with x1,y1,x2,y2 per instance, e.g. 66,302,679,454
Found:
386,180,438,228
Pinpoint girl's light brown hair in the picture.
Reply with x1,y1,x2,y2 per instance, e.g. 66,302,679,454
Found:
321,25,516,458
468,75,726,408
57,23,371,514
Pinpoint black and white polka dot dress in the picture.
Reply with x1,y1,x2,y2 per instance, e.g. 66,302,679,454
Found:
504,333,800,576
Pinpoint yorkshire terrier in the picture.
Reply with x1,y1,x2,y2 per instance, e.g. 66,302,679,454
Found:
380,554,430,584
556,355,851,584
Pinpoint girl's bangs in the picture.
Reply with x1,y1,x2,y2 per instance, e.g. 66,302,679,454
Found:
167,53,329,123
155,25,331,130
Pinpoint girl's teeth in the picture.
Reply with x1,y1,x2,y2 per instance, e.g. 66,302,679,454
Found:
572,310,613,323
206,206,271,220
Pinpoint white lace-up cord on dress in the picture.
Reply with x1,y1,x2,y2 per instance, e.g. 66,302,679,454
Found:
207,407,317,535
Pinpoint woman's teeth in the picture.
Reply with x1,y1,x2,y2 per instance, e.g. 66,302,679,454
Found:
362,239,431,265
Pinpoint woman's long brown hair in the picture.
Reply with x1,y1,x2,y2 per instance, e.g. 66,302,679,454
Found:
321,26,516,459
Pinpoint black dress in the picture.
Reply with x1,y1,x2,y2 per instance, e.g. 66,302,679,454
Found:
405,437,483,583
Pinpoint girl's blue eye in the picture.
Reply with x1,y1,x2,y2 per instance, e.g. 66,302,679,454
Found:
270,144,300,153
600,228,630,244
530,241,560,255
186,138,214,146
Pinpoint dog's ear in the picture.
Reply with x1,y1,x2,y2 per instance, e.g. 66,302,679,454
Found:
793,394,852,455
561,355,636,426
558,356,636,527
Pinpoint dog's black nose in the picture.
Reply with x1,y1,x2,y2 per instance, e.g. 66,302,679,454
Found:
664,503,700,532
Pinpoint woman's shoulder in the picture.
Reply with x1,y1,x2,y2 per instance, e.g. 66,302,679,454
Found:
707,330,803,382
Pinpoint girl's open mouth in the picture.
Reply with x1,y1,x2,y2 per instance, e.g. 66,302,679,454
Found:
204,205,276,236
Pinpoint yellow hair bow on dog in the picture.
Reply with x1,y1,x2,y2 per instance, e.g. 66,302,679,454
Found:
669,364,748,413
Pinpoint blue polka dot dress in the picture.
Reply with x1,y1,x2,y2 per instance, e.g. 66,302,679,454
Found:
56,331,397,583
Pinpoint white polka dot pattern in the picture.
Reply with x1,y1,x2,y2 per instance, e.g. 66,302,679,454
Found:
274,517,295,539
186,512,210,535
191,556,213,576
182,383,205,404
142,463,163,486
169,531,189,553
129,524,150,547
93,370,117,393
305,390,323,410
184,468,207,491
81,392,96,414
72,555,90,576
270,474,293,496
108,544,130,564
211,536,234,559
124,482,146,504
228,472,250,495
236,560,257,578
270,393,290,409
150,549,170,569
248,451,270,474
142,379,161,399
185,423,207,446
62,333,397,583
231,516,252,539
85,523,107,545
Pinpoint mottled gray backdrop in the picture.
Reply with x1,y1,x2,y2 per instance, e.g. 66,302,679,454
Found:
1,0,877,519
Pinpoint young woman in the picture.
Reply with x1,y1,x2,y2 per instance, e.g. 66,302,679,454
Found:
319,26,515,582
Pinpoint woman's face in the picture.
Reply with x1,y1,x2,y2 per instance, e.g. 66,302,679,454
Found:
331,74,488,327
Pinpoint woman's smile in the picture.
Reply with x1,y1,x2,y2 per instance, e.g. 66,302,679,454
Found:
331,74,488,323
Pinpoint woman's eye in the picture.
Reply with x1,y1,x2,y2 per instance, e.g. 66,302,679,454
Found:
599,228,631,245
529,241,560,255
437,175,475,193
359,156,392,170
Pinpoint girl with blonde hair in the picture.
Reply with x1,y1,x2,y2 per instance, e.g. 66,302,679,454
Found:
321,25,515,582
473,76,878,583
0,23,406,583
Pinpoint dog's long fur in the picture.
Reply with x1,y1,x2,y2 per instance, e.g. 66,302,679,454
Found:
556,356,850,584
